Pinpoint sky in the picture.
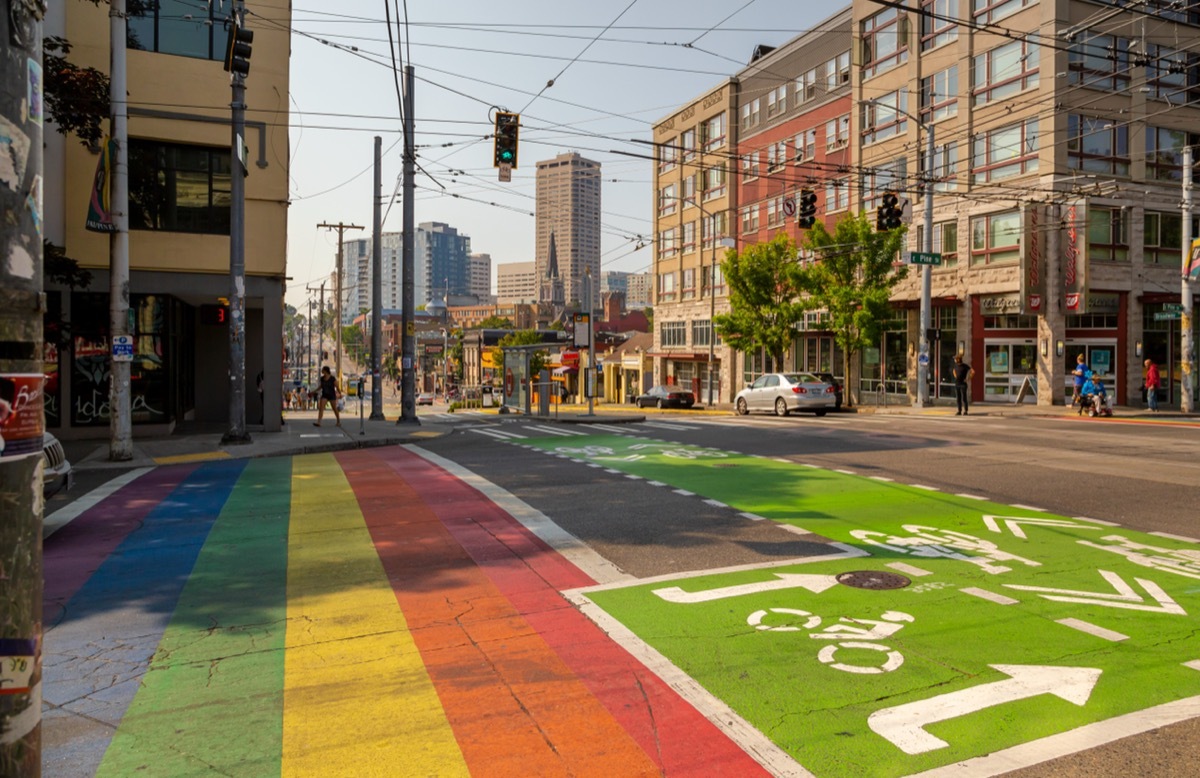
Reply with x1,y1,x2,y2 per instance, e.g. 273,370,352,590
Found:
279,0,836,310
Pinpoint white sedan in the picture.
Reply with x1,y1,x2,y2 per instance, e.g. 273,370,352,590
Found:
735,372,836,417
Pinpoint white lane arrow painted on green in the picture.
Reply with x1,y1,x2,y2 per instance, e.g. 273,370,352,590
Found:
1004,569,1186,614
653,573,841,604
868,664,1102,755
982,515,1106,540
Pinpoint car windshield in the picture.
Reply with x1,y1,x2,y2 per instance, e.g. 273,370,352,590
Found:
783,373,820,384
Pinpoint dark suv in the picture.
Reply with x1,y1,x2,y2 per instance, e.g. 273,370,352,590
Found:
813,373,844,410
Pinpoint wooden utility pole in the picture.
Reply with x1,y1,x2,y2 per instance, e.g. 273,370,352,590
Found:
318,222,363,386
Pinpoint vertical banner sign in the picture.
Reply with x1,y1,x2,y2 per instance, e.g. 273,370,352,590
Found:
1063,200,1089,314
1020,203,1046,315
572,313,591,348
1187,238,1200,282
85,136,116,232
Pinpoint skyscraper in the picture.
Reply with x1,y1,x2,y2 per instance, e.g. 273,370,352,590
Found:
416,222,471,306
535,152,601,305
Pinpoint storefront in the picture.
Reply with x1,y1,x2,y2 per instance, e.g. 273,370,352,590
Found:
1141,295,1200,408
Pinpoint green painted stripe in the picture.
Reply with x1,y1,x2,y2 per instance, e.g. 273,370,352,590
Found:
97,458,292,778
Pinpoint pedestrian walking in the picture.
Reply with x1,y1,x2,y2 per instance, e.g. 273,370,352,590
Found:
1071,353,1089,408
314,366,341,427
1144,359,1160,412
952,354,974,415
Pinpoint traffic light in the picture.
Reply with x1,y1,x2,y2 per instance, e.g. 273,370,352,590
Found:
798,189,818,229
493,112,520,168
876,191,902,231
224,20,254,76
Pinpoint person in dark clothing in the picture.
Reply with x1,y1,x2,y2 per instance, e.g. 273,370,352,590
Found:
314,366,341,427
952,354,974,416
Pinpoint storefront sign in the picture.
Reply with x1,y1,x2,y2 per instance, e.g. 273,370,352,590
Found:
1063,200,1089,314
1087,293,1119,314
1019,203,1046,315
980,294,1022,314
0,373,45,459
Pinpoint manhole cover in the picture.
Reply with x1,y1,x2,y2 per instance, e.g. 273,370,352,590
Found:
836,570,911,590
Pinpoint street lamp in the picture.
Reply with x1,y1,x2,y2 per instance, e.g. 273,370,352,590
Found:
865,99,936,407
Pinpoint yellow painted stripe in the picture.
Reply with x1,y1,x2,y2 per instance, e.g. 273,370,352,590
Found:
153,451,231,465
283,454,467,777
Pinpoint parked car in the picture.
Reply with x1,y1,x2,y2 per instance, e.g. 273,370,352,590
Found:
416,391,435,406
635,385,695,409
43,432,73,497
812,372,844,410
735,372,835,417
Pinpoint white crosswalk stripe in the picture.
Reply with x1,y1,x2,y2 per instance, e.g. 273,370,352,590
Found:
521,424,588,437
470,428,527,440
637,421,700,431
590,424,637,434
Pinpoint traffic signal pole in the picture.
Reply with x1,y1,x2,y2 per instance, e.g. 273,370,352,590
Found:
915,123,934,408
399,65,418,424
1182,147,1194,414
109,0,133,458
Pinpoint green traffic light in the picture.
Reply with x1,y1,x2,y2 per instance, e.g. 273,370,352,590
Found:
500,150,514,162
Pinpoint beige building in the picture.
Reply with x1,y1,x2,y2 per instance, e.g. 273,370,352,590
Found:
45,3,290,434
469,253,493,300
535,152,602,305
497,261,538,303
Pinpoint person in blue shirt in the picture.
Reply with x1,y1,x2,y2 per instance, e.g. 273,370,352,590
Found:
1071,353,1089,407
1080,372,1108,416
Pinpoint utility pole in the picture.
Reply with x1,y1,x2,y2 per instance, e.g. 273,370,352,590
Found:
319,282,325,369
915,123,935,408
399,65,419,424
371,136,385,419
109,0,133,458
1,4,45,771
1182,147,1195,414
317,222,364,388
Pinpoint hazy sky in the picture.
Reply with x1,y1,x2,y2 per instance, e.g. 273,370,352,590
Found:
280,0,835,309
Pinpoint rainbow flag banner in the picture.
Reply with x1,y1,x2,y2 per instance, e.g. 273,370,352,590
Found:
1188,237,1200,281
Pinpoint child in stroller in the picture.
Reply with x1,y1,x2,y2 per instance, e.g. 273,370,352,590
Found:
1078,372,1112,417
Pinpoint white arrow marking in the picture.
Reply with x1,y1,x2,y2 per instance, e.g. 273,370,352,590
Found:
1004,569,1186,614
869,664,1102,754
652,573,841,604
982,515,1105,540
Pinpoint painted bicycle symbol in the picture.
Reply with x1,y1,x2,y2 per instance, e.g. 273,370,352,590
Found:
748,608,915,674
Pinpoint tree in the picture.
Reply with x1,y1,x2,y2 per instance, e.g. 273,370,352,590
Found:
795,212,908,407
474,315,513,329
491,330,550,378
713,232,808,369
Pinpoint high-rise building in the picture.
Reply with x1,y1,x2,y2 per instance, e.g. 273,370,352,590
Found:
341,233,403,323
535,152,601,305
497,261,538,303
468,253,493,300
625,273,653,310
416,222,471,306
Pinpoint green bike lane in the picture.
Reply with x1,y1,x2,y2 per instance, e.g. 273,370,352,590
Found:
514,431,1200,777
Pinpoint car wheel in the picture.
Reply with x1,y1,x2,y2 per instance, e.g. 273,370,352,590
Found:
774,398,789,417
815,409,827,417
736,398,749,415
657,399,665,409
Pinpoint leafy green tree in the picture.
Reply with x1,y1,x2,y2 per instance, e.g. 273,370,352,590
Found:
713,232,808,369
473,315,513,329
491,330,550,378
795,213,908,407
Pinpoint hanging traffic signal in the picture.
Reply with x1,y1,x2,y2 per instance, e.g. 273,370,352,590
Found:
798,189,818,229
877,191,902,231
493,112,520,168
224,20,254,76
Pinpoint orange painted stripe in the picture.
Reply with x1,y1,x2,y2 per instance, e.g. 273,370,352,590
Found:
338,449,663,777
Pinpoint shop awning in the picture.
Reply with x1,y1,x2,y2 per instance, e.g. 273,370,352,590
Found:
645,352,712,361
553,366,578,375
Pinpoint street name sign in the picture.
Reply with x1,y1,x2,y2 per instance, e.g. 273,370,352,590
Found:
908,252,942,266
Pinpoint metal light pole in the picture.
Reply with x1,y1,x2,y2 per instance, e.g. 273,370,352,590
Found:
916,122,935,407
1182,147,1195,414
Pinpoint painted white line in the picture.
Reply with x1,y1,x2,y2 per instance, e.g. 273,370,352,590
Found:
1057,618,1129,642
773,457,792,464
406,446,633,585
834,469,856,475
869,476,894,482
43,467,154,539
910,484,939,491
740,512,767,522
587,463,602,468
802,463,821,469
908,695,1200,778
591,424,631,434
639,422,699,431
470,428,526,440
777,524,814,536
1074,516,1121,527
1152,531,1200,544
673,488,695,496
1011,503,1047,512
703,499,727,509
522,425,581,437
887,562,934,577
961,587,1019,606
624,474,643,480
1184,660,1200,672
604,469,622,474
648,480,666,487
957,493,987,501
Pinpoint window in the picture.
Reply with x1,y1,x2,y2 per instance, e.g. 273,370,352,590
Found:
920,66,958,123
916,220,959,267
862,90,908,144
767,195,785,227
972,0,1032,24
826,114,850,149
659,138,678,172
920,141,959,192
824,52,850,90
767,85,788,117
681,129,697,162
681,268,696,298
682,221,697,252
795,129,816,161
658,183,677,215
741,99,761,131
741,152,759,179
1144,211,1183,267
861,7,908,79
973,40,1039,106
660,320,686,346
766,140,787,171
703,165,726,200
128,0,222,60
826,178,850,212
703,114,726,151
970,210,1020,265
1066,115,1129,176
659,228,678,258
682,174,697,202
1145,45,1200,105
1146,127,1200,182
795,68,818,105
741,204,760,233
692,319,713,347
702,211,730,247
921,0,958,50
658,274,679,304
971,118,1038,183
129,140,231,234
1088,208,1128,262
862,159,907,212
1068,33,1131,91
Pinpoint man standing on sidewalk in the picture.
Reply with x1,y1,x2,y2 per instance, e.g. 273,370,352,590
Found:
1144,359,1161,412
952,354,974,416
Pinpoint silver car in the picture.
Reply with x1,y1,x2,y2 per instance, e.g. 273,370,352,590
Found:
735,372,835,417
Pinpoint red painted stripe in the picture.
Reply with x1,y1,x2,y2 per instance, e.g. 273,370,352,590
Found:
42,464,199,627
367,447,772,776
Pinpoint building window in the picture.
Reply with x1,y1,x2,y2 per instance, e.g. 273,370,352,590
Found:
692,319,713,347
862,90,908,144
920,141,959,192
1068,33,1131,91
741,204,760,234
1066,115,1129,176
825,51,851,90
1144,211,1183,267
681,128,697,162
795,68,818,105
972,40,1039,106
129,139,231,234
658,273,679,303
972,0,1032,24
741,152,758,179
660,320,687,346
767,195,785,227
703,165,726,200
659,228,678,258
659,138,678,172
681,268,696,299
826,114,851,150
971,118,1038,183
921,0,958,50
703,114,726,151
1146,127,1200,182
826,178,850,212
740,99,760,131
795,129,816,161
682,221,697,252
658,183,677,215
920,66,958,123
767,84,788,117
766,140,787,171
970,210,1021,265
702,212,729,247
861,6,909,79
128,0,221,60
1146,45,1200,105
916,220,959,268
862,159,907,213
1088,207,1128,262
682,174,697,202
